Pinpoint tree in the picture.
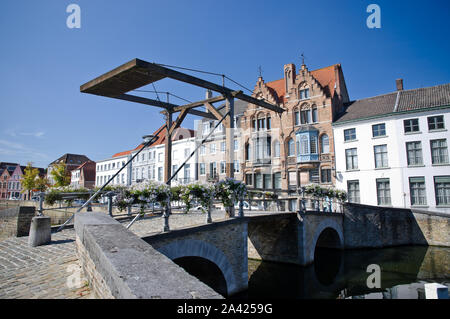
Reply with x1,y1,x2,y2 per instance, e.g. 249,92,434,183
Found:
21,163,39,199
21,163,49,198
50,162,71,187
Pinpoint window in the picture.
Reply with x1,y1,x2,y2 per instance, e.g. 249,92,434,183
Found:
372,123,386,137
200,145,206,155
309,169,319,183
263,174,272,189
312,106,318,123
220,161,226,174
184,148,190,157
430,139,449,164
274,140,280,158
252,119,256,131
245,143,251,161
409,177,426,206
184,164,191,180
376,179,391,205
346,148,358,170
294,111,300,126
209,162,217,176
301,110,311,124
158,167,163,181
310,135,318,154
320,134,330,154
234,139,239,151
374,145,388,168
434,176,450,206
288,139,295,157
344,128,356,141
210,143,216,154
158,153,163,162
255,173,263,189
406,142,423,166
233,160,240,173
245,174,253,186
347,180,360,203
428,115,445,131
199,163,206,175
299,88,310,100
202,122,210,135
172,165,178,180
321,168,332,184
221,141,226,153
267,117,271,130
404,119,420,133
257,117,265,130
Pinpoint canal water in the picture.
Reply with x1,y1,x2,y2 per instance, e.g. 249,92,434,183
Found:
233,246,450,299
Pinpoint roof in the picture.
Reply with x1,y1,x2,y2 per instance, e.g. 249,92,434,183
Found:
0,162,18,169
265,64,341,104
112,125,194,158
49,154,91,166
334,83,450,124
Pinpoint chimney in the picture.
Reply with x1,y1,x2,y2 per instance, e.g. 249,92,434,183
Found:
205,90,212,113
396,78,404,91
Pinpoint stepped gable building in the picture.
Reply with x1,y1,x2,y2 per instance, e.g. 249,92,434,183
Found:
241,62,349,197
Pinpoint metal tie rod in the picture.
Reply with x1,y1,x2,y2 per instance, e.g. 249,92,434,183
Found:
56,125,167,232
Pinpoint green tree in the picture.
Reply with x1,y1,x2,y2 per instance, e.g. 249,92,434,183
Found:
50,162,71,187
21,162,39,199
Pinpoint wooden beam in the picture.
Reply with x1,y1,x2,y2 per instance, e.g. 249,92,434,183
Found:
115,94,175,109
138,60,285,113
204,102,228,126
169,109,189,136
186,109,217,120
172,90,242,112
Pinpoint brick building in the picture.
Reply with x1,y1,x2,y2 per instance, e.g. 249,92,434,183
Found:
241,62,349,200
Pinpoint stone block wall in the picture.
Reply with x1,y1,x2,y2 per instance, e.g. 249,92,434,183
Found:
0,206,35,241
75,212,223,299
145,218,248,296
343,203,450,248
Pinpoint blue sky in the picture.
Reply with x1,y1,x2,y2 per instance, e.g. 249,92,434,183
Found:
0,0,449,168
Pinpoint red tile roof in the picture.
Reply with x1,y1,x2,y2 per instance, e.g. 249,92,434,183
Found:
265,64,340,104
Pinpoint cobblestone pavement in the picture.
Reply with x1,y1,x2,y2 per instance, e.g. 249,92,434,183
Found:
0,229,92,299
0,210,276,299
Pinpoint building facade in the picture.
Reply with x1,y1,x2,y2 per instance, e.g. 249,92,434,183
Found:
47,153,91,185
241,62,349,201
96,154,132,187
333,81,450,214
195,97,246,184
131,127,197,185
70,161,96,189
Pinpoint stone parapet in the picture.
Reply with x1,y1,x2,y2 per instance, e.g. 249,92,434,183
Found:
74,212,223,299
0,206,35,241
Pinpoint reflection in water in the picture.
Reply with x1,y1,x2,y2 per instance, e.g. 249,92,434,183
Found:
233,246,450,299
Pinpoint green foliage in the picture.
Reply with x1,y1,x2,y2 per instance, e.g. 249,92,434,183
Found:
50,162,71,187
304,184,347,202
20,163,39,193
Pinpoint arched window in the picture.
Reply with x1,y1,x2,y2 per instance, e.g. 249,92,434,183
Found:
320,134,330,154
288,138,295,157
245,142,251,161
312,105,318,123
273,140,280,158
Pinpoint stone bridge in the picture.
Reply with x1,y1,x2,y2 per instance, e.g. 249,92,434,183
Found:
73,204,449,299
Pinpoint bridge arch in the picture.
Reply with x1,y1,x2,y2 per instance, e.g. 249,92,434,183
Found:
156,239,238,296
308,219,344,265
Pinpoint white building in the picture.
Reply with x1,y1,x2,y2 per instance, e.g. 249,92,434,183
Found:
95,153,132,187
130,127,197,185
333,81,450,214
